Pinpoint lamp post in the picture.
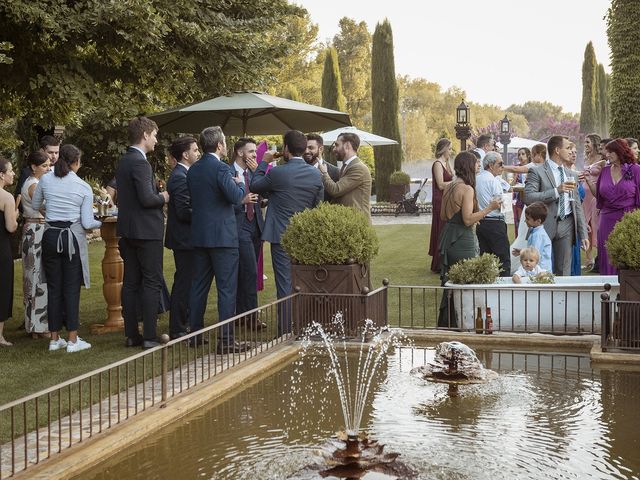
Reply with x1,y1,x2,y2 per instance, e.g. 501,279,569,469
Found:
498,115,511,163
454,100,471,151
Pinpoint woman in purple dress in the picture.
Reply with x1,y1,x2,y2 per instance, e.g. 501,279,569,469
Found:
585,139,640,274
428,138,454,273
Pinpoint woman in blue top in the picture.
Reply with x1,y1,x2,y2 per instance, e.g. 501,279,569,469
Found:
32,144,101,353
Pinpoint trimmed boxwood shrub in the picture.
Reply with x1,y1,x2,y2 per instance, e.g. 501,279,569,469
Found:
389,170,411,185
447,253,501,284
281,203,379,265
606,209,640,269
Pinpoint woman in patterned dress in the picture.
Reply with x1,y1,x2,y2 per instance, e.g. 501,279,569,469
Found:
21,151,51,337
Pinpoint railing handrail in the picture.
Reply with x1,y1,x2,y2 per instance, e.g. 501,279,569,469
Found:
389,283,612,292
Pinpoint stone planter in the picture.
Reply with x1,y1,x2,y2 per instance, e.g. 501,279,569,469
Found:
389,184,409,203
619,269,640,301
292,262,372,336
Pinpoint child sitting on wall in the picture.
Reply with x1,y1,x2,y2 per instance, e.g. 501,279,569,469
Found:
512,247,546,283
511,201,552,272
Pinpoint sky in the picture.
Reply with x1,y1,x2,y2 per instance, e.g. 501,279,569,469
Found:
294,0,611,114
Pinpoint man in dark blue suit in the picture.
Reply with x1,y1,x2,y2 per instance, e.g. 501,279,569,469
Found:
250,130,323,335
116,116,169,349
231,138,266,329
187,126,248,353
165,136,199,339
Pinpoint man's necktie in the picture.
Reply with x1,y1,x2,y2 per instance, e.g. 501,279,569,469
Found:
558,166,566,220
526,227,533,240
243,170,255,221
340,163,347,178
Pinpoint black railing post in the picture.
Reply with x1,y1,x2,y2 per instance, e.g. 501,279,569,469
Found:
601,290,611,351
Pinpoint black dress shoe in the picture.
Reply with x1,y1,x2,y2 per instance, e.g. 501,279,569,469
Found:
216,341,250,354
125,336,143,347
142,340,161,349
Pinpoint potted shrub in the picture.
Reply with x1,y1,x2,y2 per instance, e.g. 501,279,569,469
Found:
607,209,640,301
388,170,411,203
281,203,379,334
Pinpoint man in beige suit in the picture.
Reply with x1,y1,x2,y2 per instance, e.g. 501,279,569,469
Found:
318,132,372,219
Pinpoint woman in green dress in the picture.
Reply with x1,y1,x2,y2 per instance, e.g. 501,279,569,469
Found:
437,151,502,327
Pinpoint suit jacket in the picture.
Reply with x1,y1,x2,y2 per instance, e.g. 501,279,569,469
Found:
250,157,323,244
319,161,340,202
165,163,192,250
187,153,245,248
321,157,372,218
233,167,265,236
524,161,588,241
116,147,165,240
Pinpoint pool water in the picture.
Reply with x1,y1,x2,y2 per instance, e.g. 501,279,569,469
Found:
75,346,640,480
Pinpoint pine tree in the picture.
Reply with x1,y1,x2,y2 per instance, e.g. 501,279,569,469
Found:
607,0,640,138
597,64,610,137
371,19,402,202
579,42,598,134
321,47,346,112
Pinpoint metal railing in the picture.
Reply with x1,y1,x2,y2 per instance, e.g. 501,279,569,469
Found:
601,292,640,353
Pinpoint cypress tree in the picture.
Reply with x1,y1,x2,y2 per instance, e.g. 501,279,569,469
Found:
597,64,609,137
321,47,346,112
579,42,597,134
371,19,402,202
607,0,640,138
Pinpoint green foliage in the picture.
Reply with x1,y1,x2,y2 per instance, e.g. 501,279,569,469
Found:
447,254,501,285
333,17,372,130
358,145,375,178
281,203,379,265
389,170,410,185
607,1,640,138
597,64,610,137
371,19,402,201
606,209,640,269
530,271,555,284
580,42,598,133
321,46,346,112
507,101,568,124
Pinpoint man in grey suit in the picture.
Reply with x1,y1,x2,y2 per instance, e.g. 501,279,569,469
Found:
250,130,323,335
525,135,589,275
303,133,339,202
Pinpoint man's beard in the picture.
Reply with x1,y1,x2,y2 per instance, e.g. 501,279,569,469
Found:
303,154,318,165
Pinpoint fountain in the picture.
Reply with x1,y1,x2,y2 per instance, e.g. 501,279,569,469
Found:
294,314,417,478
410,341,498,396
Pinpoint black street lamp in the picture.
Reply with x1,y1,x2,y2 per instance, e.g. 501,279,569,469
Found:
454,100,471,151
498,115,511,161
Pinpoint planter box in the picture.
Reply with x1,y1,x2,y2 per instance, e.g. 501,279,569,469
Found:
291,263,372,336
389,184,410,203
619,269,640,301
446,275,618,334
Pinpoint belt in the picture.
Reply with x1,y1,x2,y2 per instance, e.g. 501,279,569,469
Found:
481,216,505,221
24,218,45,224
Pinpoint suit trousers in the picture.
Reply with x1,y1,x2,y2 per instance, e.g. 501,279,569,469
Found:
119,238,163,341
188,247,239,343
236,217,261,318
551,215,575,276
42,225,82,332
169,249,195,336
270,243,292,335
476,218,511,276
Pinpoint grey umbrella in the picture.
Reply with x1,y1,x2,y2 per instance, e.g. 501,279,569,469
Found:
149,91,352,135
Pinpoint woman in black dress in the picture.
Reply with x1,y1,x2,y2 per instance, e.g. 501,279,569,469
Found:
0,157,19,346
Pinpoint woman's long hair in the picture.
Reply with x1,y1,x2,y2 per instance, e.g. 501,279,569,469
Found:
454,151,478,189
434,138,452,158
518,147,532,164
55,144,82,178
605,138,636,165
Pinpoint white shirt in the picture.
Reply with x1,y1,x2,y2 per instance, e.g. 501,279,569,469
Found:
514,264,545,281
546,159,572,216
233,162,247,185
474,148,486,161
475,169,503,218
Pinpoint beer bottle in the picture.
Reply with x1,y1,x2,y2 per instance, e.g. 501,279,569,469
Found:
475,307,483,334
485,307,493,335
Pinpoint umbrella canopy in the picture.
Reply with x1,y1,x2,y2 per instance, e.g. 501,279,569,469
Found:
148,91,351,135
496,136,544,153
321,126,398,146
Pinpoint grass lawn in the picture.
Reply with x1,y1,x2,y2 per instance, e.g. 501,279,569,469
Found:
0,224,437,405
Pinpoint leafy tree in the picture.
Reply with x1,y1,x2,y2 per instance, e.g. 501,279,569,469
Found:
607,0,640,138
321,46,346,112
371,19,402,201
507,101,570,124
333,18,372,129
0,0,308,179
597,63,610,137
579,41,598,133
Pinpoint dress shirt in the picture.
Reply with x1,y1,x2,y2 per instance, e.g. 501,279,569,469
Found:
32,171,101,230
342,156,358,168
475,169,503,218
514,264,545,280
546,159,572,216
233,162,247,185
474,148,486,161
527,225,553,271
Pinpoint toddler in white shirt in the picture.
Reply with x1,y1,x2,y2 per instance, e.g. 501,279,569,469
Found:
512,247,545,283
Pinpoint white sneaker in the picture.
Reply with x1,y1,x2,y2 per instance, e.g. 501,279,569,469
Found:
66,337,91,353
49,338,68,351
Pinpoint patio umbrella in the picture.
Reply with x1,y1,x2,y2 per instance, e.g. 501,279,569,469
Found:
321,126,398,146
148,91,352,135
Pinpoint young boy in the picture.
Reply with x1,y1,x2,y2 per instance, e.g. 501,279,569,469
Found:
512,247,546,283
512,201,552,272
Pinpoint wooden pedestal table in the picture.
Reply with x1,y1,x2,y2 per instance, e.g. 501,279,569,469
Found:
90,216,124,334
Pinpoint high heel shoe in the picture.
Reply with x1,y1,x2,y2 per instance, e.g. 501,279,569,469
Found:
0,337,13,347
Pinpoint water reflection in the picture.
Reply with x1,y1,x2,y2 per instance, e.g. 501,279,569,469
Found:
74,347,640,480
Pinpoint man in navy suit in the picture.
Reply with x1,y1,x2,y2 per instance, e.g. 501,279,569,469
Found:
165,136,199,339
187,126,249,353
250,130,323,335
116,116,169,349
231,138,267,329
